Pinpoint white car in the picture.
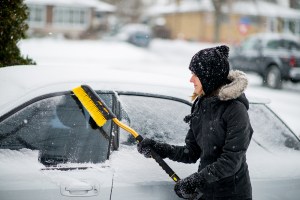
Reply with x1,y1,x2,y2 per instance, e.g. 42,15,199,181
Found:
0,65,300,200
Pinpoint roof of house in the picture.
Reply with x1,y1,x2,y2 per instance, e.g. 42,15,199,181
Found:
231,1,300,19
147,0,300,19
147,0,214,15
25,0,115,12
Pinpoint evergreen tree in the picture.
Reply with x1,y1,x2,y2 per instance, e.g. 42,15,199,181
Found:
0,0,35,68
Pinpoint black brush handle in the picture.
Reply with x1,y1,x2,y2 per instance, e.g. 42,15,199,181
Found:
136,135,203,199
150,148,181,182
136,135,180,182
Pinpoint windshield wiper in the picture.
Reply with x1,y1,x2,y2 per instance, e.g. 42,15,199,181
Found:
41,166,91,171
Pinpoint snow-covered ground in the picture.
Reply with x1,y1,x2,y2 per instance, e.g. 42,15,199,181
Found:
19,37,300,138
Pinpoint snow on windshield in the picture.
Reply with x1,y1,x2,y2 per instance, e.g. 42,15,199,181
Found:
247,104,300,179
118,95,190,145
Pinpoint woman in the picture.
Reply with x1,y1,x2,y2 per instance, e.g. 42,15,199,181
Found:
137,45,253,200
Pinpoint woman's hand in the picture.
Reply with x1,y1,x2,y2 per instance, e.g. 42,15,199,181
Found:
137,138,174,159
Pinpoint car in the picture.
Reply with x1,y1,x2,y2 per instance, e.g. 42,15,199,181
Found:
1,65,300,200
114,23,152,47
229,33,300,89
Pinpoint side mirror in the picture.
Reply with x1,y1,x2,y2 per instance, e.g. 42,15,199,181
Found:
285,136,300,150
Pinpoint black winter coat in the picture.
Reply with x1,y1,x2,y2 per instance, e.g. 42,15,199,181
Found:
169,71,253,199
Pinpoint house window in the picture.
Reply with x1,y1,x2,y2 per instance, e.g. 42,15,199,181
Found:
288,19,300,35
27,5,46,27
53,7,89,28
267,17,278,32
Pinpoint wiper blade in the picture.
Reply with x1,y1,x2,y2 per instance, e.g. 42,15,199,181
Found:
41,166,91,171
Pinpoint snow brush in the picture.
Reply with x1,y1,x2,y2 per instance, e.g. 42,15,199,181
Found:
72,85,180,181
72,85,203,200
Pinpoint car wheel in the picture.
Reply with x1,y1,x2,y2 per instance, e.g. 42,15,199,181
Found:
265,65,282,89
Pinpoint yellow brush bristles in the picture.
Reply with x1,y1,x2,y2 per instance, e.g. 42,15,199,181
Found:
72,86,107,127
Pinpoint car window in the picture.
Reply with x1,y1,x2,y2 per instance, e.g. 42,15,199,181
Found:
241,37,260,50
117,96,300,152
118,95,191,145
282,39,300,51
266,39,281,49
248,104,300,152
0,93,113,166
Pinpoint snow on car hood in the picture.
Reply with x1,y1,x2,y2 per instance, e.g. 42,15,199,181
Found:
247,142,300,180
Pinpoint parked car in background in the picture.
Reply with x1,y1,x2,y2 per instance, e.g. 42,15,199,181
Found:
1,65,300,200
114,23,152,47
229,33,300,89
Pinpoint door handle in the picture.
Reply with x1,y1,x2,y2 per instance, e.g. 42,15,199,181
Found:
61,180,99,196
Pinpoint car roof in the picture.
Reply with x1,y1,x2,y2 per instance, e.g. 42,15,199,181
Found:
0,65,268,116
0,65,193,113
248,32,300,43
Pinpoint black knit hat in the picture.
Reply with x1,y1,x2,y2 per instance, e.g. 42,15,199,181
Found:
189,45,230,95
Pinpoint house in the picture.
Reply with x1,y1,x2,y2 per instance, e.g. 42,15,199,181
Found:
147,0,300,44
25,0,115,39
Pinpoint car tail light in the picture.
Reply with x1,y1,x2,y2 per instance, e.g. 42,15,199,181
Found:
289,56,296,67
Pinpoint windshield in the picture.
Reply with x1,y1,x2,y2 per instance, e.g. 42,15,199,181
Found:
249,104,300,152
0,93,113,166
241,37,261,50
247,103,300,179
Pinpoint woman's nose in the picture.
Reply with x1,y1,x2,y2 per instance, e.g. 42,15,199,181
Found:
190,75,194,83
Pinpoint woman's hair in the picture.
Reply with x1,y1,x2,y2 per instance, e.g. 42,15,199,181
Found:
191,84,224,101
191,93,198,101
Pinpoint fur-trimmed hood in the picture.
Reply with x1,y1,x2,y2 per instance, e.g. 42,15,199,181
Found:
218,70,248,101
184,70,249,123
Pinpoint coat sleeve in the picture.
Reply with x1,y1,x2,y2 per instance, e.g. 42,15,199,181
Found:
199,101,253,183
168,128,201,163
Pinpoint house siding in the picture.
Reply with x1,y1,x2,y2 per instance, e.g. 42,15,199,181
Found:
154,1,300,44
162,11,294,43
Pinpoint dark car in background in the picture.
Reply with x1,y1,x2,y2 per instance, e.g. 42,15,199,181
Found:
229,33,300,89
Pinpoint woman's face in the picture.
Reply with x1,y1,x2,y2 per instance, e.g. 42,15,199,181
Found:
190,73,204,95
